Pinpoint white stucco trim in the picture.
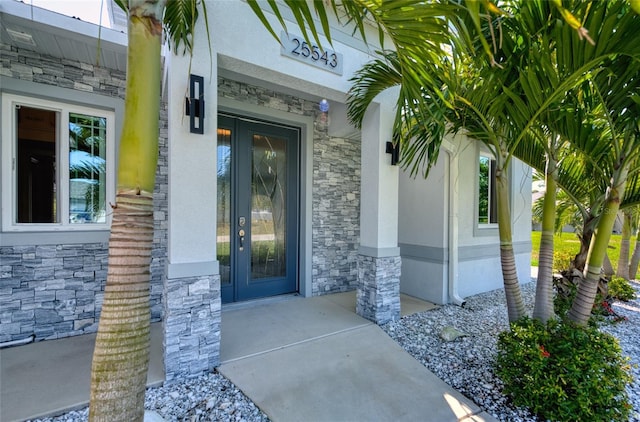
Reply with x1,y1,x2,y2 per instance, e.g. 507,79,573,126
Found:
473,142,504,237
166,261,220,280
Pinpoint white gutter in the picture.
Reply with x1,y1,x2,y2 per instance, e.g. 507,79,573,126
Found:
0,334,35,349
445,143,466,306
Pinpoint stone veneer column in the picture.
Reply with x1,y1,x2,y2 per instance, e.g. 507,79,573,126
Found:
163,274,221,381
356,255,401,324
356,91,401,325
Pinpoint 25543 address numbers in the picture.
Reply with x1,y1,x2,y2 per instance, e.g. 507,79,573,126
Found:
280,32,343,75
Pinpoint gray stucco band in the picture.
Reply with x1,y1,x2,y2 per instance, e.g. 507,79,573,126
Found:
399,243,447,263
459,240,531,261
358,246,401,258
356,254,401,325
163,273,221,381
0,231,109,247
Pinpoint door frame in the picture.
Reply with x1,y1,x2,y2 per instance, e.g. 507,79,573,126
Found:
218,114,300,302
218,97,314,298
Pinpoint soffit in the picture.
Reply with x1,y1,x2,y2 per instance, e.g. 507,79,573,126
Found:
0,1,127,73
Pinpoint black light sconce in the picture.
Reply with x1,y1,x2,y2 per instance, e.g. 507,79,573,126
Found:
185,74,204,134
386,141,399,165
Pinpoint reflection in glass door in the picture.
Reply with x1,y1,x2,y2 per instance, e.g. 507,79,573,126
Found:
251,134,287,279
217,127,232,291
217,115,299,303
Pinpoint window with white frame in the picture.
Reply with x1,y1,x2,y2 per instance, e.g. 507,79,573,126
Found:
2,94,115,231
478,153,498,225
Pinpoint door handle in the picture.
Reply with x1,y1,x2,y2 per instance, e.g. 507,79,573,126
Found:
238,229,245,251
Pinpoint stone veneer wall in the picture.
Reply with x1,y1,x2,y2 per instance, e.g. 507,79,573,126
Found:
312,135,360,294
163,274,220,380
152,105,169,319
0,43,168,343
356,255,401,324
217,77,360,296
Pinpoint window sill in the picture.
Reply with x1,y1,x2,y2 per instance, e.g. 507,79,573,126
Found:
474,223,499,237
0,230,110,246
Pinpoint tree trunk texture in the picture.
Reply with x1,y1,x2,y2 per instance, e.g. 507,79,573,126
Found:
628,232,640,280
616,211,632,279
89,2,164,420
496,166,526,323
89,192,153,421
533,164,557,322
568,168,628,326
572,216,595,272
603,253,615,276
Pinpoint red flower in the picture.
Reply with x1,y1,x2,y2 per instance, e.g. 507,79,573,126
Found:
539,345,550,358
600,301,615,315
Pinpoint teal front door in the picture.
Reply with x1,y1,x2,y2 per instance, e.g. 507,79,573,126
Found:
217,114,300,303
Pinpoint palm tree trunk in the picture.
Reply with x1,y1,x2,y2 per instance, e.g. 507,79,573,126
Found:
573,215,595,271
628,228,640,279
90,2,164,420
616,211,632,279
533,160,556,322
603,252,615,276
573,232,590,271
89,193,154,421
568,167,628,326
496,165,526,323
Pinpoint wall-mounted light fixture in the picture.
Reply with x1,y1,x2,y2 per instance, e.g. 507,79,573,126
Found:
319,99,329,113
318,99,330,127
386,141,399,165
185,74,204,134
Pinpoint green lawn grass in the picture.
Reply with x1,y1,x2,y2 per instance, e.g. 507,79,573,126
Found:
531,231,639,278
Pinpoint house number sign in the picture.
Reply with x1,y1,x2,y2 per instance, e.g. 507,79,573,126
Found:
280,31,343,75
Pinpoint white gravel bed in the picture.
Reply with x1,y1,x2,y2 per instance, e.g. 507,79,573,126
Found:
29,279,640,422
28,370,270,422
600,280,640,422
382,280,640,422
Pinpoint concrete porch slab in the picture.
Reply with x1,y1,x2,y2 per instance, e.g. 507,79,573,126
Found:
220,294,371,363
0,324,164,422
219,323,491,421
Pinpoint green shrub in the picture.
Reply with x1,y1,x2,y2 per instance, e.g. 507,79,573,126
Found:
552,249,575,272
608,276,637,301
552,276,576,317
496,318,632,422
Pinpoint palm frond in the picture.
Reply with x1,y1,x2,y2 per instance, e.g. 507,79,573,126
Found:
164,0,198,54
347,51,402,129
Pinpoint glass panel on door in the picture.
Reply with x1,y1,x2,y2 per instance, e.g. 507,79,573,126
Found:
217,127,232,288
251,134,287,280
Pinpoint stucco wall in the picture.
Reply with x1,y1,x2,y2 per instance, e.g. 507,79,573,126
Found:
456,137,532,298
396,134,532,304
0,43,168,342
398,153,448,247
398,152,448,303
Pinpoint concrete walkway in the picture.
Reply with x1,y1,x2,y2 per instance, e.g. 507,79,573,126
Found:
1,292,496,422
220,292,495,422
